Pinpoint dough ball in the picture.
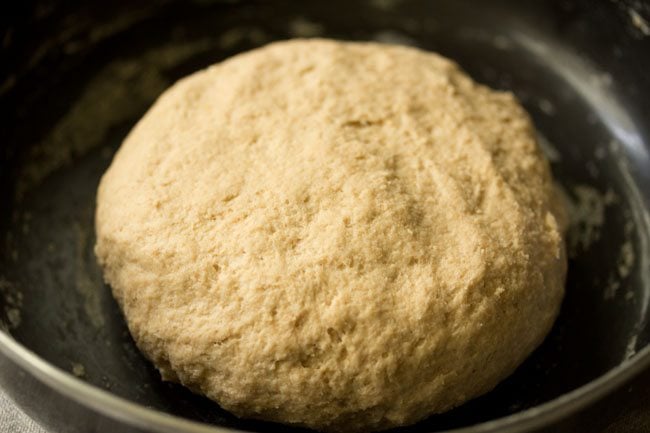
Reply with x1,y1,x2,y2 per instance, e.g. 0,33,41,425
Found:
95,39,566,432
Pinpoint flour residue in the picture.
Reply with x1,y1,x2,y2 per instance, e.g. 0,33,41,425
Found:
562,164,639,303
563,175,639,303
594,146,607,160
564,185,616,257
289,18,325,38
629,9,650,35
16,38,226,198
625,335,638,360
604,238,636,300
618,240,635,279
0,278,23,330
373,30,418,47
72,362,86,378
610,0,650,37
538,98,556,116
608,139,650,313
74,223,105,328
536,132,561,162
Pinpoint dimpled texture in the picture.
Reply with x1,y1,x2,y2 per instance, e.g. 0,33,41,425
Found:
95,39,567,432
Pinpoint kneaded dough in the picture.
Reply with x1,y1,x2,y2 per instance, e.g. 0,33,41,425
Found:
95,39,566,432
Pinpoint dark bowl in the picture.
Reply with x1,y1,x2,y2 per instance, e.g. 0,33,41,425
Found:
1,1,649,432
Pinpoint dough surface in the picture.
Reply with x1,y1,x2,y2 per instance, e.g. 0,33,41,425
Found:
95,39,566,432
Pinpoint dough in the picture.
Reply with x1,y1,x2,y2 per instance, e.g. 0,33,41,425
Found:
95,39,566,432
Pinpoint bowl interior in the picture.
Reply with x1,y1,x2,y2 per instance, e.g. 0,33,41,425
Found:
1,1,649,432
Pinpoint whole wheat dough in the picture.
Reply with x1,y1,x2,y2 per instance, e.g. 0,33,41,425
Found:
95,39,567,432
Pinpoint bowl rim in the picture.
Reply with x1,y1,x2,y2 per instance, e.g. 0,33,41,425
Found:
1,329,649,433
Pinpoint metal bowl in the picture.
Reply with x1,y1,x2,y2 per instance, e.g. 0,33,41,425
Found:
1,1,649,432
